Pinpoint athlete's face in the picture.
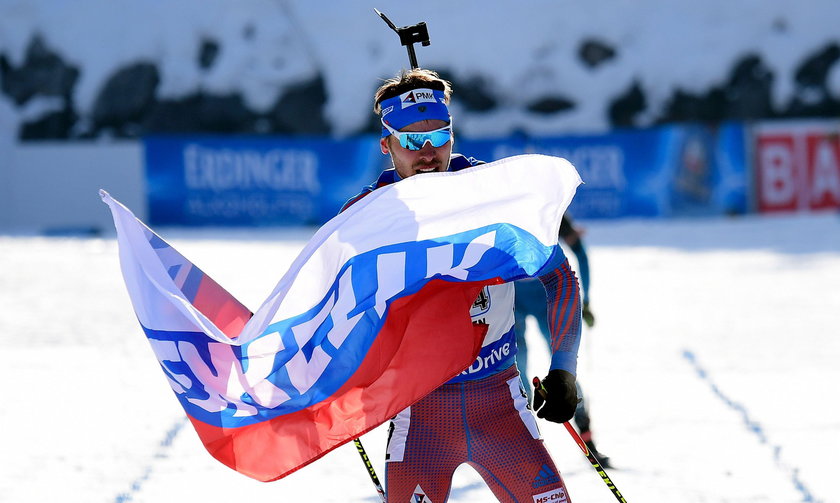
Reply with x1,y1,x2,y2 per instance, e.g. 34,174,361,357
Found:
380,119,452,179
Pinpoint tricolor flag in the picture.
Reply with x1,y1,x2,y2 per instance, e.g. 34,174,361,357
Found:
102,154,581,482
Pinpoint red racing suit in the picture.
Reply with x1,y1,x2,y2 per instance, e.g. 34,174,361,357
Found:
341,154,582,502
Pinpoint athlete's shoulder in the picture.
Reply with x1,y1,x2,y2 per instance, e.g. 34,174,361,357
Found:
448,153,485,172
342,154,484,213
340,169,401,213
559,214,574,238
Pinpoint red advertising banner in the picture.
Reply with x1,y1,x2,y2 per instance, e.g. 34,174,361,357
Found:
754,120,840,213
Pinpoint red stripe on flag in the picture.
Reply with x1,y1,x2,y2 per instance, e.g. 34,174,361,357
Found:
189,278,499,482
191,275,252,339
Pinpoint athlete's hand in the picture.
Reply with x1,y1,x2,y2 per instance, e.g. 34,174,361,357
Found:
582,301,595,328
532,370,579,423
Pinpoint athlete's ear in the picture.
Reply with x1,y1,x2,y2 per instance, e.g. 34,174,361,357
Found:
380,136,390,155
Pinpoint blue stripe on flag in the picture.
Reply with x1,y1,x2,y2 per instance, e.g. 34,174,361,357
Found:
139,223,559,428
180,266,203,300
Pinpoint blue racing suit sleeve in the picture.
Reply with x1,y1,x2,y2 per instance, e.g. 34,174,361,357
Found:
568,239,590,304
535,248,582,376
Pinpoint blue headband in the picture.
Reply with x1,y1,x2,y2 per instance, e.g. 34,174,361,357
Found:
379,88,450,138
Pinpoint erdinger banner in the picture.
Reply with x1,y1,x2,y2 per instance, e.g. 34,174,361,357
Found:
143,135,385,226
102,154,581,482
458,122,748,218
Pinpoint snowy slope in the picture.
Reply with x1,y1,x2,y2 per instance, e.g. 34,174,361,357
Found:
1,0,840,138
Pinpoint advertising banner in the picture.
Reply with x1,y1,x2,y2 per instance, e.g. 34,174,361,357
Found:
144,136,384,226
457,122,748,219
753,120,840,213
144,123,748,225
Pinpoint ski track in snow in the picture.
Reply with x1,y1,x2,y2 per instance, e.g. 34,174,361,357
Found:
1,212,838,503
113,417,188,503
683,350,821,503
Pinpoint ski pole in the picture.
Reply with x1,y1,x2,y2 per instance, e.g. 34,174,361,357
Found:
533,377,628,503
353,438,386,502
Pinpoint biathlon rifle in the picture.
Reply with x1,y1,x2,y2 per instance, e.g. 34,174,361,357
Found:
374,8,430,69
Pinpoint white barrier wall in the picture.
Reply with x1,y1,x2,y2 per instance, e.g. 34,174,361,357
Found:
0,141,146,233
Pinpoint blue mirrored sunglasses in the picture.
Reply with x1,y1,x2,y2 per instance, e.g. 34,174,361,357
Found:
381,121,453,151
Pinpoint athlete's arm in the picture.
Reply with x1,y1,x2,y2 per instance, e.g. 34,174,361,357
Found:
529,249,583,423
559,216,590,304
536,249,582,376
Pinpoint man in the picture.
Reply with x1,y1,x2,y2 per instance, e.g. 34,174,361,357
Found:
514,215,612,467
342,68,582,503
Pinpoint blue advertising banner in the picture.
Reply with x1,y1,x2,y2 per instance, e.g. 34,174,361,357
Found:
144,136,384,226
144,123,747,225
457,122,747,219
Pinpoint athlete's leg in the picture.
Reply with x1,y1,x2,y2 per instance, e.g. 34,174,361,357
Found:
384,386,467,503
513,307,531,397
573,381,590,432
465,367,572,503
571,381,611,467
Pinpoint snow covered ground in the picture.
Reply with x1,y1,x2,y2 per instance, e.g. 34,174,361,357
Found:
1,211,838,502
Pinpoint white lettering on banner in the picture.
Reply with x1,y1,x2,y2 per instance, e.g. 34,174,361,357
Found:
181,341,253,415
149,338,194,390
148,337,290,417
287,267,361,395
425,231,496,281
285,233,496,394
146,231,498,415
568,146,626,189
492,145,625,189
756,127,840,212
183,144,320,193
327,264,367,349
278,232,496,397
375,252,406,317
241,331,292,408
812,139,840,203
185,194,314,220
760,143,796,206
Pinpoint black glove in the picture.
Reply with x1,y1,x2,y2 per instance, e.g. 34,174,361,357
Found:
532,369,579,423
582,301,595,328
